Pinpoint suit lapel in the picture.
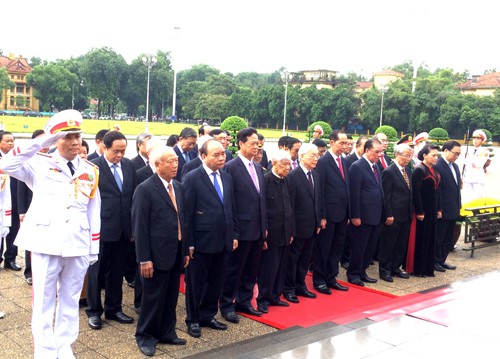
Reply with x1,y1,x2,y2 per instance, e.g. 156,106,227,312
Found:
393,164,410,191
299,169,314,199
153,174,176,211
199,167,224,206
236,157,259,195
326,152,344,182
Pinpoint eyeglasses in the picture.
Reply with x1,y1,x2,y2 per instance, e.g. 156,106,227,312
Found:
450,150,461,157
399,154,413,159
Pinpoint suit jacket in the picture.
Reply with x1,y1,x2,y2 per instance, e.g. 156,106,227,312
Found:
345,152,361,168
381,162,412,223
316,151,350,222
183,166,238,253
224,156,267,241
132,174,185,271
173,145,197,182
349,157,384,226
225,149,233,162
376,153,392,172
87,150,100,161
131,154,147,171
92,156,136,242
436,157,461,220
181,157,202,179
17,180,33,215
136,165,154,185
287,167,321,239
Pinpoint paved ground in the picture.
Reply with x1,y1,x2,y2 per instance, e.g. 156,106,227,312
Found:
1,146,500,358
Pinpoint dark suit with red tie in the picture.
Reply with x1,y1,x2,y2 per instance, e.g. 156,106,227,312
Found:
348,157,384,282
376,153,392,172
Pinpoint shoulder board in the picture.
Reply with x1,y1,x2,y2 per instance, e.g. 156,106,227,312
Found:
83,158,99,168
36,153,52,158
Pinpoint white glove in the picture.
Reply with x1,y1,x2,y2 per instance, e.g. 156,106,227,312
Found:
40,132,68,149
1,227,9,238
89,254,98,266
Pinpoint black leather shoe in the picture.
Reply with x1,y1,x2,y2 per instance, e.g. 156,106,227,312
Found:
200,318,227,330
270,299,289,307
187,322,201,337
341,262,349,270
328,282,349,291
4,262,22,271
283,293,299,303
414,273,426,278
105,311,134,324
380,274,394,282
236,306,262,316
139,345,155,356
134,306,140,314
441,263,456,270
296,289,317,298
127,280,135,288
392,270,410,279
361,275,377,283
221,311,239,323
162,337,187,345
257,303,269,313
348,278,365,286
88,316,102,330
434,264,446,272
26,277,33,285
314,284,331,295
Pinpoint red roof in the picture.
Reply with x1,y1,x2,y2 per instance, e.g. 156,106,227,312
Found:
0,55,32,74
458,72,500,89
356,81,373,89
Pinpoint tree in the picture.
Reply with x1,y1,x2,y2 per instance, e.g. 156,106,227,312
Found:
0,68,14,103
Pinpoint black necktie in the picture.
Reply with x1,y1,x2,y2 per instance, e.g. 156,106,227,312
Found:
307,171,314,190
67,161,75,175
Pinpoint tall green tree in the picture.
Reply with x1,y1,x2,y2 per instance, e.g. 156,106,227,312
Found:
0,68,14,103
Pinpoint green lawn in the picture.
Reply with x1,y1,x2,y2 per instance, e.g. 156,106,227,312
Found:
0,116,309,140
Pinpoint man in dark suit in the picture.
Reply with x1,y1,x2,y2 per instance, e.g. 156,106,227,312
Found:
130,132,152,171
312,139,327,157
87,129,109,161
223,130,234,161
181,135,214,178
284,137,302,170
346,136,368,168
347,139,384,286
257,150,294,313
220,128,267,323
373,133,392,172
209,129,234,164
132,146,188,356
86,131,137,329
283,143,321,303
313,130,350,295
173,127,197,182
435,141,462,271
183,140,238,338
379,144,413,282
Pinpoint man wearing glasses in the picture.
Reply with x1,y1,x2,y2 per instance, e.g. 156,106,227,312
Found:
373,133,392,171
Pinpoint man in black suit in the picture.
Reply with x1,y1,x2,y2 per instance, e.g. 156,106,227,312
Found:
313,130,350,295
283,143,321,303
130,132,152,171
373,133,392,171
209,129,234,163
87,129,109,161
346,136,368,168
181,135,214,178
223,130,234,161
132,146,188,356
347,139,384,286
435,141,462,272
173,127,197,182
257,150,294,313
379,144,413,282
183,139,238,338
220,128,267,323
86,131,137,329
284,137,302,170
312,139,327,157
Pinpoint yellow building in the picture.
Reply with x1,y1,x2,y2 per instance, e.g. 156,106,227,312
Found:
0,54,39,112
289,69,338,89
372,70,404,90
457,73,500,97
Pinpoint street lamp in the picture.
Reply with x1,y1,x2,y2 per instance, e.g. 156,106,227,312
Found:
142,55,157,132
379,84,386,127
281,70,290,135
72,80,83,110
171,26,180,122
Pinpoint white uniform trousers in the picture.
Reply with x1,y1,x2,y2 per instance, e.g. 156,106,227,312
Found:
462,182,484,205
31,253,88,359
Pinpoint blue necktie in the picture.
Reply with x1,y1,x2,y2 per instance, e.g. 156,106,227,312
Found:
112,164,123,191
183,152,190,163
212,172,223,202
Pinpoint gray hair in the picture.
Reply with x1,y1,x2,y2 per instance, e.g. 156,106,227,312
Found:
298,143,318,157
136,132,152,145
271,149,292,163
149,146,176,165
394,144,413,156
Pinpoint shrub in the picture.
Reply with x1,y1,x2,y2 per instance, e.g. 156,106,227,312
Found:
375,125,397,140
220,116,248,132
306,121,333,142
429,127,449,142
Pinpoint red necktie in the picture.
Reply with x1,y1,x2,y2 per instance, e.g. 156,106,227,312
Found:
336,157,345,180
380,155,387,169
373,164,379,183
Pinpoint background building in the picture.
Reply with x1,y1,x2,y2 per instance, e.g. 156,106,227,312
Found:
0,54,39,112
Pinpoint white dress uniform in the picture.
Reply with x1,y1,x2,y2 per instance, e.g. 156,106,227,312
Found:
0,111,101,359
462,146,490,204
0,169,6,319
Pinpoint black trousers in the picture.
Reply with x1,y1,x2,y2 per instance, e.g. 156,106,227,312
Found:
185,251,228,323
436,219,456,265
220,238,263,313
258,245,289,305
313,221,347,287
283,236,315,294
86,239,128,316
24,250,32,279
1,213,19,263
136,245,182,347
379,220,411,276
347,223,380,281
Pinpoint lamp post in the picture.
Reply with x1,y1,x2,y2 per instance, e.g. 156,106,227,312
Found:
142,55,157,132
379,84,386,127
171,26,180,122
281,70,290,135
71,83,75,109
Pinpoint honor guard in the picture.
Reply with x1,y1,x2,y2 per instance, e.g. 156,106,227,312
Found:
462,129,490,203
